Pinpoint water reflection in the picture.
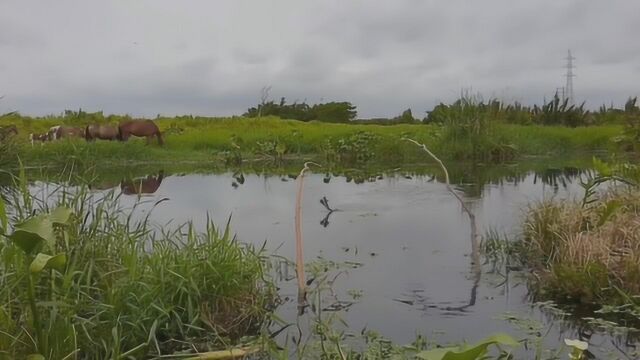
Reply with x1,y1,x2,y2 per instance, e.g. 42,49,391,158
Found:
86,170,166,195
120,170,164,195
453,165,591,198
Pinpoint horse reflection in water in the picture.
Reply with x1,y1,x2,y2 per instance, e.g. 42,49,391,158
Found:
120,171,165,195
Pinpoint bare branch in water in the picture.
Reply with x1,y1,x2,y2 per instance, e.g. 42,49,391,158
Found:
403,138,481,311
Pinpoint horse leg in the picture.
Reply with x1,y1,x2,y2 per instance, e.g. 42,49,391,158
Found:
156,131,164,146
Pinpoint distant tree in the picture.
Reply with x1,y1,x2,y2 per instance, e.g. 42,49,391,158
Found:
310,102,357,123
394,108,416,123
244,98,357,122
426,103,449,124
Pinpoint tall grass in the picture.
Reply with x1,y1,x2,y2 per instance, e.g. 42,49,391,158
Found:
522,188,640,304
425,97,514,161
0,179,275,358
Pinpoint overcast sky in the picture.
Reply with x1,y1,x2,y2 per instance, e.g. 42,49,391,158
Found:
1,1,638,118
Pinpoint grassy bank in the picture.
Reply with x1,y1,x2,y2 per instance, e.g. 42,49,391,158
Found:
0,115,623,169
0,183,276,358
497,160,640,310
522,187,640,306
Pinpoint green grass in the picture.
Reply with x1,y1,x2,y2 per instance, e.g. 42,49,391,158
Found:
0,115,624,169
0,182,276,358
501,124,620,155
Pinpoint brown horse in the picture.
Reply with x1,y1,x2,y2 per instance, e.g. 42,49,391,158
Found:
120,171,164,195
119,120,163,145
0,125,18,142
48,126,84,140
85,124,120,141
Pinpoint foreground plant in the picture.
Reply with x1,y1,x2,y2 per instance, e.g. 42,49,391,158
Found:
1,205,72,357
0,184,276,358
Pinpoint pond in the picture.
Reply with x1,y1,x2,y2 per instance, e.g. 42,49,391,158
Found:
17,161,640,358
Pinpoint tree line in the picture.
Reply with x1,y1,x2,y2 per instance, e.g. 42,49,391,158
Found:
244,98,357,123
244,93,640,127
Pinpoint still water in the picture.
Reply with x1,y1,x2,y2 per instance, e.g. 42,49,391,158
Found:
27,165,640,357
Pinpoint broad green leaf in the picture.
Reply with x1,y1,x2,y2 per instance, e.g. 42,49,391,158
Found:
417,333,519,360
0,196,7,233
9,214,54,253
49,206,72,225
30,253,67,273
26,355,45,360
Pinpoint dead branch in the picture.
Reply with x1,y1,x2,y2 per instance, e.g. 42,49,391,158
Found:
403,138,481,309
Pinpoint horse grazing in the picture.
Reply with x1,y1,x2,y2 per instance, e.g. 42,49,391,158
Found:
29,133,49,146
119,120,163,145
0,125,18,142
85,124,120,141
120,171,164,195
48,126,84,140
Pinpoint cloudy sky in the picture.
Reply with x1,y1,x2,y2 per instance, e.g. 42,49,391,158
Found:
1,1,638,118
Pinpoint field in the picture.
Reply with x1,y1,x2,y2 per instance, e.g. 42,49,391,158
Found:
0,115,623,169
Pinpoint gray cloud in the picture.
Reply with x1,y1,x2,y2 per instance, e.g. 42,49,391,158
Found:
1,0,639,118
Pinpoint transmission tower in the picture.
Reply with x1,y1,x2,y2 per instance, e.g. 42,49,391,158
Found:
564,50,575,105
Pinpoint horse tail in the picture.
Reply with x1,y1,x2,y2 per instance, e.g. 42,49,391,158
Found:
84,125,91,140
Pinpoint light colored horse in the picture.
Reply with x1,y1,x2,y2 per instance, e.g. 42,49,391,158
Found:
29,133,49,146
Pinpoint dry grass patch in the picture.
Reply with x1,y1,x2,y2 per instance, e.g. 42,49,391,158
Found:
523,189,640,304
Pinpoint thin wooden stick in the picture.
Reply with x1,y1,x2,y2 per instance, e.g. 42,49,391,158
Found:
295,161,320,313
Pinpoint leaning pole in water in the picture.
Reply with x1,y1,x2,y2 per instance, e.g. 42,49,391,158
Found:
294,162,318,315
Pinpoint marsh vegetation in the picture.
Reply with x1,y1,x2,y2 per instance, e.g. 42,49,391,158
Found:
2,97,640,358
0,181,275,359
